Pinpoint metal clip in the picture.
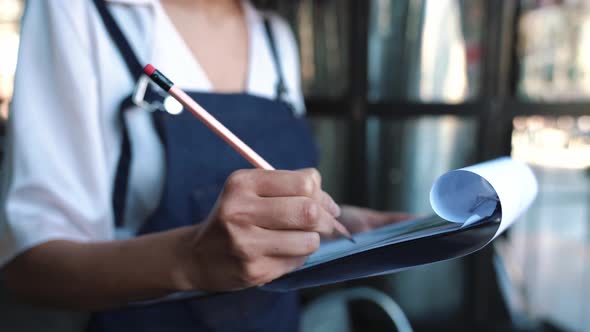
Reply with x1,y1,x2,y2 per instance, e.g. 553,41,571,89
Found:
132,76,183,115
131,76,164,112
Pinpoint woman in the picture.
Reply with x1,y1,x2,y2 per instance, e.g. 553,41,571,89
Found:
0,0,408,331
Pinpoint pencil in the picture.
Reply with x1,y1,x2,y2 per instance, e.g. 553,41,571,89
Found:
143,64,355,243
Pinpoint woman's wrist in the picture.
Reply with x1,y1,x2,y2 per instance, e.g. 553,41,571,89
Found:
4,226,206,309
168,225,201,292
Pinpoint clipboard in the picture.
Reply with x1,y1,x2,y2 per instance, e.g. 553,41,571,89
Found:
133,157,537,305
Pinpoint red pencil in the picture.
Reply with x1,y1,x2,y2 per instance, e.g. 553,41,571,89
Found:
143,64,355,243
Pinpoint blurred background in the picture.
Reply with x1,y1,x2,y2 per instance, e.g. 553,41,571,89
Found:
1,0,590,331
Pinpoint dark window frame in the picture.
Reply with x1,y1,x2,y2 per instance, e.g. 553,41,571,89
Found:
303,0,590,330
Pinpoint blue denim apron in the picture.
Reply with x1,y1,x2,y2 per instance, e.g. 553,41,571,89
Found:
88,1,318,331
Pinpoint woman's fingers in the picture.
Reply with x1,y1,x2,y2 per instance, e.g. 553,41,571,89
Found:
293,168,341,217
228,169,316,197
316,190,341,217
250,197,338,236
250,256,309,286
252,228,320,257
225,169,340,217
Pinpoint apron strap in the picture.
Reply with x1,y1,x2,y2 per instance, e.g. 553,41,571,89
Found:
92,0,143,228
92,0,144,81
263,18,288,100
93,1,292,228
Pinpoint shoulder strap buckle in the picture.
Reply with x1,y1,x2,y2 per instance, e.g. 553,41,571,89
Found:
131,76,165,112
132,76,184,115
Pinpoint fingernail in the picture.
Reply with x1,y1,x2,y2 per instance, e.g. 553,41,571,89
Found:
329,200,341,217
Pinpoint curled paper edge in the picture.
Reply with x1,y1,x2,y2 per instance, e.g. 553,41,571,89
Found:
429,157,538,238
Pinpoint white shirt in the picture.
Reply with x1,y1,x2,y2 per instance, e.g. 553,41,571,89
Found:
0,0,304,267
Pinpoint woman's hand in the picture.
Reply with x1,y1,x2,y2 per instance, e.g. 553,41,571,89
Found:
179,168,342,292
0,171,410,309
337,205,413,234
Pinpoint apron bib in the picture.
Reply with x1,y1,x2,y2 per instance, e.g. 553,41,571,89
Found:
88,1,318,331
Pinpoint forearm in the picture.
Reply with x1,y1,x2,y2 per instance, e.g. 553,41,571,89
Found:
2,226,196,310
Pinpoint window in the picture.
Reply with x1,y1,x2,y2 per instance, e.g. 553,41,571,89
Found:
502,115,590,331
368,0,485,103
517,0,590,101
0,0,23,119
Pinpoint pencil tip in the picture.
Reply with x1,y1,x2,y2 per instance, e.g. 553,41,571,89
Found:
342,232,356,243
333,220,356,244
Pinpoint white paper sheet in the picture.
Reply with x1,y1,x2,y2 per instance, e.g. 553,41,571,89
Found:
429,157,538,237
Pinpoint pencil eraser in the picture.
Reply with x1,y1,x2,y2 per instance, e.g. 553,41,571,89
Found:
144,64,156,76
